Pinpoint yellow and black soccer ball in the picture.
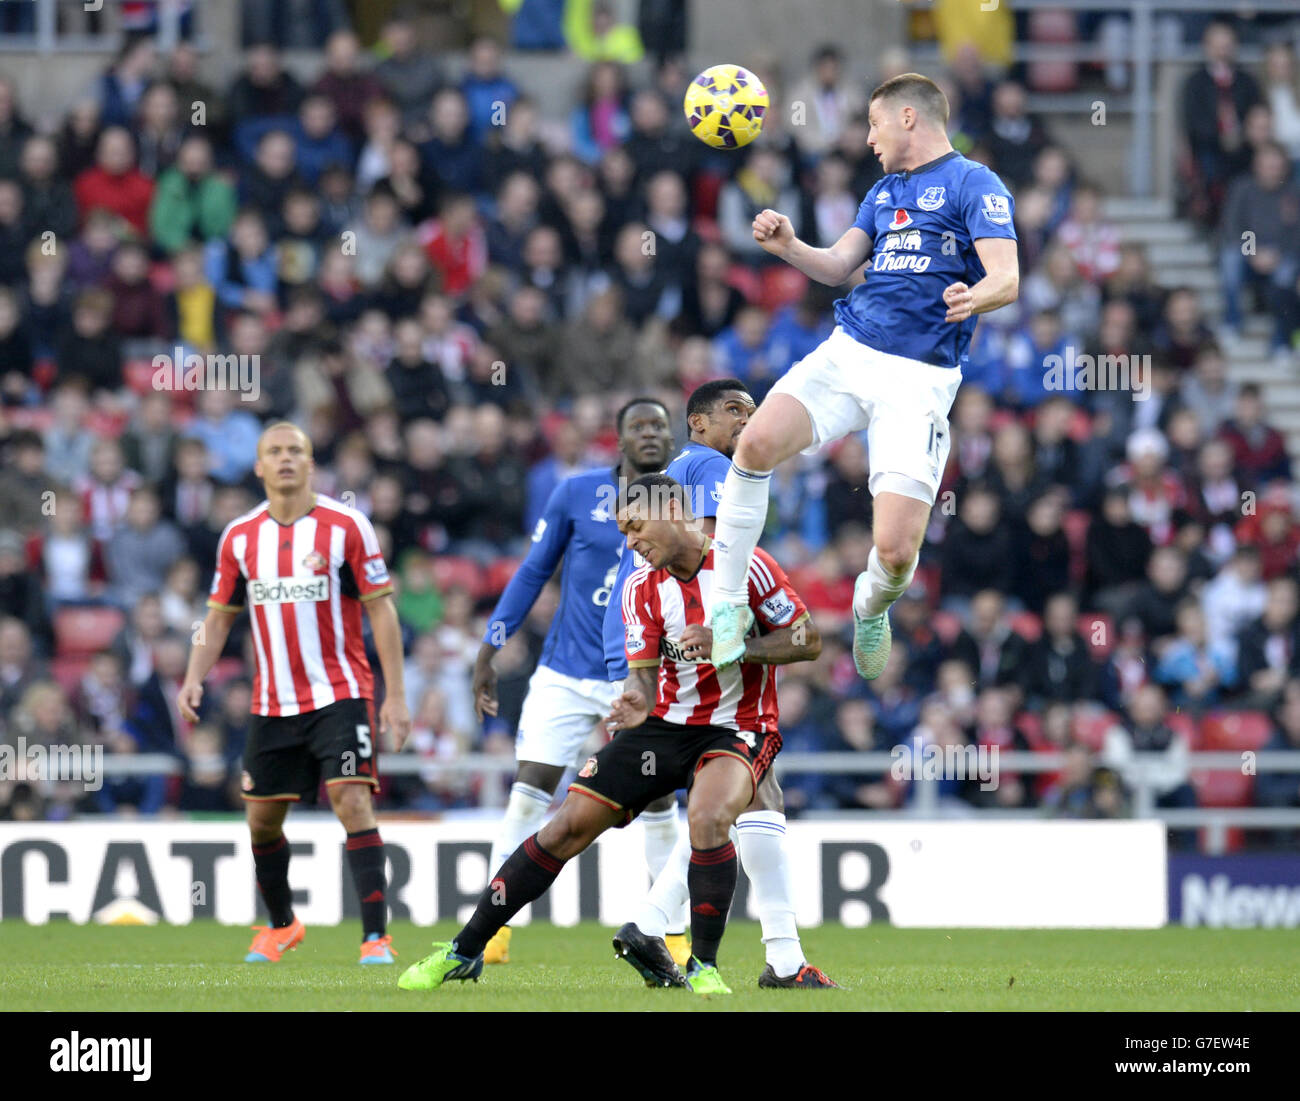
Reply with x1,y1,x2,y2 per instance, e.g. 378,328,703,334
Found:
683,64,769,149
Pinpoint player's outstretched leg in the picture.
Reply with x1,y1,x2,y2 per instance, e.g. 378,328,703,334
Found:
399,792,621,991
484,762,562,964
852,491,929,680
709,395,812,666
245,800,305,962
736,776,839,989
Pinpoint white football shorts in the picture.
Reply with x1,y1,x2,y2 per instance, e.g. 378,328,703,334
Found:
767,324,961,504
514,663,620,768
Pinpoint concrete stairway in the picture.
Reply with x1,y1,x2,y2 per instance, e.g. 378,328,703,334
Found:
1104,197,1300,465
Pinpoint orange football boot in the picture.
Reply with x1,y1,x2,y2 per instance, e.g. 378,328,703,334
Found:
359,933,397,964
244,917,305,962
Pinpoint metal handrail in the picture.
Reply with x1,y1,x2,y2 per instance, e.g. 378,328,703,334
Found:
0,0,200,53
89,749,1300,777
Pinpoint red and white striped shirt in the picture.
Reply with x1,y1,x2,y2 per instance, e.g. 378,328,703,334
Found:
622,541,808,733
208,494,394,717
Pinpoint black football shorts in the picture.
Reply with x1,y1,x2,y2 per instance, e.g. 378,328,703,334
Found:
242,697,379,804
568,714,781,826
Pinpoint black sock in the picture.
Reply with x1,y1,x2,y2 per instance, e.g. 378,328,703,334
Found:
346,827,387,938
688,841,737,968
252,834,294,928
456,834,564,958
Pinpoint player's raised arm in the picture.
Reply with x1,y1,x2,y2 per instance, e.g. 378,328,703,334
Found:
943,237,1020,323
753,209,872,287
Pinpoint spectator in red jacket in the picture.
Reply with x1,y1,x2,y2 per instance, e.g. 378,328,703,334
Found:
73,126,154,236
1235,484,1300,580
1218,384,1293,489
416,191,487,298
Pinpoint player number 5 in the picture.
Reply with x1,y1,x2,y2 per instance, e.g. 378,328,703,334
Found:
356,724,372,758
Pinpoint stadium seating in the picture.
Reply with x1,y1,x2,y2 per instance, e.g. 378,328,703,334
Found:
1008,610,1043,642
486,556,523,596
1,13,1296,844
1026,9,1080,92
54,606,126,657
758,265,808,312
1199,711,1274,752
431,556,486,600
1190,768,1254,849
1166,711,1200,750
1199,827,1247,853
1190,769,1255,807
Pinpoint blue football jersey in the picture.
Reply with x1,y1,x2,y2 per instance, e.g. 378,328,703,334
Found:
602,443,733,680
833,151,1017,370
483,467,622,681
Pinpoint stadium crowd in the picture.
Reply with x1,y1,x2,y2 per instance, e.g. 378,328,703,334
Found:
0,10,1298,846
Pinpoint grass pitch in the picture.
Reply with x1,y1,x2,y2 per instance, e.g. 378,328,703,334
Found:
2,921,1297,1012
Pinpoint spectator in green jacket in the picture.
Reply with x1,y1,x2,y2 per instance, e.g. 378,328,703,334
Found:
148,134,237,254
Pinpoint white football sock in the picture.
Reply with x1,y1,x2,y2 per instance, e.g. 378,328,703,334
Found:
488,781,553,884
634,828,691,938
640,803,682,881
735,810,804,977
854,546,917,620
711,462,772,604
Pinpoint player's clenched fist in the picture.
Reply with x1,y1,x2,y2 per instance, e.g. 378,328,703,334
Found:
752,208,793,254
943,281,974,323
606,688,649,733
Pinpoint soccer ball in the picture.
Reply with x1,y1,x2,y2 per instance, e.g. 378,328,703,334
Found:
683,64,769,149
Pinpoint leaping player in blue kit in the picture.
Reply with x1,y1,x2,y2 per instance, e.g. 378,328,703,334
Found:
706,73,1021,678
470,399,681,965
